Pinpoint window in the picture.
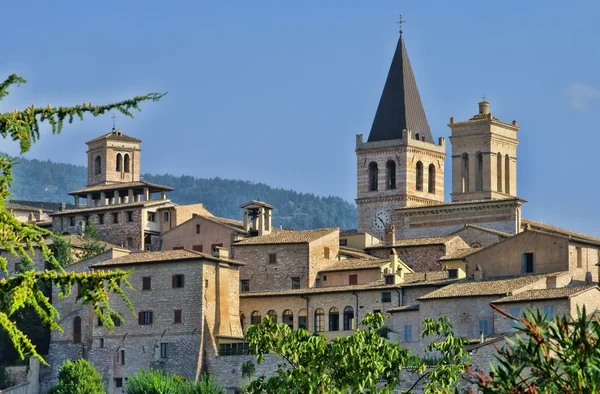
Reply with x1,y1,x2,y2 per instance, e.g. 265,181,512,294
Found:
368,162,378,191
298,309,307,330
448,269,459,279
147,212,155,222
428,163,436,194
97,311,103,327
476,152,483,191
192,245,203,252
196,224,201,234
142,277,151,290
509,307,521,327
99,338,104,349
373,309,381,315
324,247,330,259
115,378,123,388
291,277,300,289
343,306,354,330
126,211,134,222
349,274,358,285
112,315,121,327
404,325,413,342
339,239,347,246
329,307,339,331
314,308,325,332
241,280,250,293
163,212,169,222
416,161,423,191
543,305,555,321
478,319,489,336
462,153,469,192
174,310,182,324
98,213,104,224
124,154,130,173
521,253,534,273
116,153,122,171
211,243,223,252
505,154,510,194
112,212,119,223
73,316,81,343
576,247,583,268
172,274,184,288
69,216,76,226
160,343,168,359
267,310,277,322
282,309,293,329
268,253,277,264
173,246,184,250
14,262,21,273
139,311,153,325
496,152,503,192
250,311,261,325
384,275,394,285
94,155,102,175
386,160,396,190
381,292,392,303
120,349,125,365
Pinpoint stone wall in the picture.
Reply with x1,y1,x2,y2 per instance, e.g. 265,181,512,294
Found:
451,225,508,248
308,231,340,287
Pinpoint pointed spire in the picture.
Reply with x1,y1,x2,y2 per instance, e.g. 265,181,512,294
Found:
367,30,432,143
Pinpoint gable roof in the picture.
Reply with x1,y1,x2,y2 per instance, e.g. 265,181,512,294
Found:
86,129,142,144
319,258,389,273
339,246,377,260
368,33,432,143
439,247,477,261
492,285,598,304
91,249,244,268
522,219,600,245
50,199,173,215
449,224,512,238
234,228,338,246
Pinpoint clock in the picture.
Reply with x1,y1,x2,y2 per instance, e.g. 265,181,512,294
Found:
372,210,390,231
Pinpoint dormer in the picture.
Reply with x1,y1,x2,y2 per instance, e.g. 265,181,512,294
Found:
240,200,274,237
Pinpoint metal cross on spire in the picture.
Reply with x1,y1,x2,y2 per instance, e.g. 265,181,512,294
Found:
397,15,405,34
111,113,117,130
481,94,487,102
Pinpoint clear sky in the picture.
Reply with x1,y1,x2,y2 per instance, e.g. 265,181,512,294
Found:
2,1,600,236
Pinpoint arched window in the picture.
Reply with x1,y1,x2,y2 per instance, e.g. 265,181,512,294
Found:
416,161,423,191
386,160,396,190
250,311,261,325
73,316,82,343
267,310,277,323
428,163,436,194
94,155,102,175
343,306,355,330
124,154,130,173
328,307,340,331
240,313,246,330
116,153,122,172
298,309,308,330
476,152,483,191
461,153,469,192
282,309,293,329
314,308,325,332
505,154,510,194
368,162,378,191
497,152,503,192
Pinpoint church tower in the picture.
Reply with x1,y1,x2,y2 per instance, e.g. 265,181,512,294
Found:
85,128,142,186
356,29,446,235
448,100,520,202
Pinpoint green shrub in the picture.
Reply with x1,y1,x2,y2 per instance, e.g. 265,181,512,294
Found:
125,369,224,394
48,359,105,394
187,373,224,394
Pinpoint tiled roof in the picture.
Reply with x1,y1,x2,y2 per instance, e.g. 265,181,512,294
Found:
62,234,123,250
86,129,142,144
522,219,600,244
319,259,389,273
492,286,598,304
340,229,365,236
70,181,173,195
240,281,400,298
234,228,338,246
91,249,243,268
396,197,525,211
387,304,420,313
339,246,376,260
51,199,174,215
5,200,56,212
204,215,245,232
366,235,458,250
439,247,477,261
450,224,512,238
417,273,560,301
239,200,275,209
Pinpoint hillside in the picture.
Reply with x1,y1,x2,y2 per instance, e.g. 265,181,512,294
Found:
6,155,357,230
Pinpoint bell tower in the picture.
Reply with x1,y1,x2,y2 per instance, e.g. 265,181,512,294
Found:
355,29,446,235
85,128,142,186
448,100,520,202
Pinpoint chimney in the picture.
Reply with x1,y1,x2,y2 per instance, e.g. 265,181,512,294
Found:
212,246,229,260
59,202,66,212
474,264,484,281
385,225,396,246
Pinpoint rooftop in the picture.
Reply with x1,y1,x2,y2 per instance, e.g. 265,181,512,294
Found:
339,246,378,260
366,235,458,250
439,247,477,261
449,224,512,238
396,197,525,211
69,181,173,196
522,219,600,245
51,199,174,215
387,304,420,313
319,258,389,273
240,200,275,209
86,129,142,144
492,285,598,304
91,249,244,268
240,280,400,297
234,228,338,246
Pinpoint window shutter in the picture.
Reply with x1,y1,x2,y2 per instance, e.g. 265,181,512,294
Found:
172,275,176,288
138,312,143,325
181,275,184,288
149,311,153,324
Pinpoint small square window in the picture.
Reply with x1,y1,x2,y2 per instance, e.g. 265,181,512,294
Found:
115,378,123,388
127,211,134,222
69,216,76,226
384,275,394,285
268,253,277,264
98,214,104,224
291,277,300,289
349,274,358,285
172,274,184,288
112,315,121,327
99,338,104,348
147,212,155,222
112,212,119,223
174,310,182,324
241,280,250,293
324,247,330,259
142,277,151,290
339,239,347,246
139,311,153,325
381,292,392,303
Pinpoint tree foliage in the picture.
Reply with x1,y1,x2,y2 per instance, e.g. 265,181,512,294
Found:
470,305,600,394
0,73,164,364
48,236,73,268
80,219,105,261
48,359,105,394
244,313,470,394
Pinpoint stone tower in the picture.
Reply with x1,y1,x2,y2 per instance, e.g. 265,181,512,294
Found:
356,31,446,235
448,100,520,202
85,128,142,186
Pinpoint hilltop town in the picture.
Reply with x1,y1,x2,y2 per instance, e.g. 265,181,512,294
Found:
4,27,600,394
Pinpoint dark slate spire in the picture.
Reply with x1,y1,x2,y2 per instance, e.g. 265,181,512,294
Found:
367,32,432,143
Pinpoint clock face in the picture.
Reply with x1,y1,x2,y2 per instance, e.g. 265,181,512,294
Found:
372,210,390,231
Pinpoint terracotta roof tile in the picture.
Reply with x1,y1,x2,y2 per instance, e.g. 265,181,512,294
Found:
366,235,459,250
450,224,512,238
234,228,338,246
91,249,243,268
396,197,525,211
86,130,142,144
319,259,389,273
387,304,420,313
522,219,600,244
339,246,377,259
240,281,399,297
439,247,477,261
69,181,173,195
492,285,598,304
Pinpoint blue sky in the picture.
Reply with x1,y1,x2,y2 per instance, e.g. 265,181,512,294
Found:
2,1,600,236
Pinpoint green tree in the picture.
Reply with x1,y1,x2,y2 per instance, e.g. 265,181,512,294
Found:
470,305,600,394
48,236,73,268
48,359,105,394
80,219,105,261
0,73,164,363
244,313,469,394
125,369,224,394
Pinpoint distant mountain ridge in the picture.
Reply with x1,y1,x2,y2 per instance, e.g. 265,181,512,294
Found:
6,155,358,230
